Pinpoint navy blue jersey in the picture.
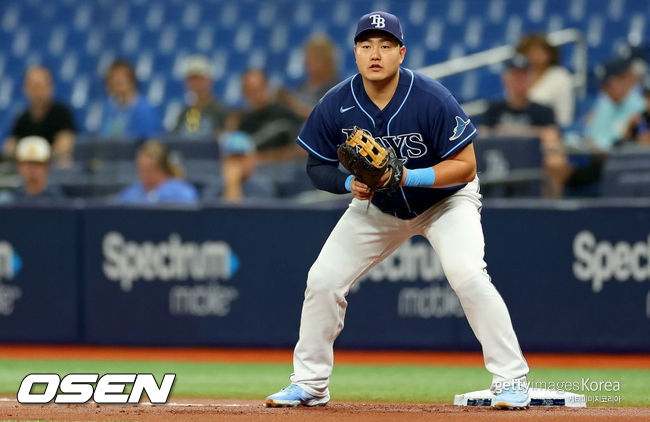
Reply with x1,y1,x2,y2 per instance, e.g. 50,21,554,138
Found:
297,67,477,219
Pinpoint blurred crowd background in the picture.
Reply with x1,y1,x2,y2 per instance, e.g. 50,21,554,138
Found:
1,0,649,206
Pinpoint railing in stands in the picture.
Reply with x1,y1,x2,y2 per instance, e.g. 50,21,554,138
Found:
417,28,588,116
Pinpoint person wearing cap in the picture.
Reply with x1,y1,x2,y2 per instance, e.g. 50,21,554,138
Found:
99,59,161,140
585,58,645,151
2,66,76,167
218,68,302,200
480,54,568,198
173,55,229,139
1,136,66,204
266,11,530,410
217,131,257,201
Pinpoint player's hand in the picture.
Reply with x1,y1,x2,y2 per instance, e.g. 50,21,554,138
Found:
350,177,374,201
377,170,391,188
376,168,406,188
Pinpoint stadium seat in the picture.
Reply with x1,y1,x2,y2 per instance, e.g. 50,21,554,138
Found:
0,0,631,125
0,0,647,201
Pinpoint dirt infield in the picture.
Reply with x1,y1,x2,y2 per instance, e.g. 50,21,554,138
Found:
1,346,648,420
1,344,649,368
1,398,648,421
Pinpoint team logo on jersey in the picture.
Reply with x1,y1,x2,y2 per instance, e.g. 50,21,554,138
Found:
369,14,386,28
449,116,470,141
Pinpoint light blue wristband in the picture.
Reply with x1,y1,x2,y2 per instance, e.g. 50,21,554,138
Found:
344,175,354,192
404,168,436,188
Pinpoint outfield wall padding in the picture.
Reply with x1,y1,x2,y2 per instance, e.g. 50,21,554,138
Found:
0,201,648,351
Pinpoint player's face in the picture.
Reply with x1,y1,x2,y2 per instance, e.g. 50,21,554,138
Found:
354,35,405,82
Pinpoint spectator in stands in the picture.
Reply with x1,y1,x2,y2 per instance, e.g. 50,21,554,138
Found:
219,131,257,201
173,55,228,139
516,34,575,128
278,35,340,120
116,140,198,204
0,136,66,204
480,55,569,197
585,58,646,151
100,60,161,141
231,69,303,162
2,66,76,167
623,76,650,147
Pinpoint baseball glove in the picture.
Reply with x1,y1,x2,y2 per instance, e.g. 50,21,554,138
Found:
337,127,404,193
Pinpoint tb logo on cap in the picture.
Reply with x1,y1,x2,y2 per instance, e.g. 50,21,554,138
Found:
369,14,386,28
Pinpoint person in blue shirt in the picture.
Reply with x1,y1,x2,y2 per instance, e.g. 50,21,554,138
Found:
99,60,161,141
266,11,530,410
586,58,646,151
117,140,198,205
624,76,650,146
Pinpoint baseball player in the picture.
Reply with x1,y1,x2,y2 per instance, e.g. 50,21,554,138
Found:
266,11,530,410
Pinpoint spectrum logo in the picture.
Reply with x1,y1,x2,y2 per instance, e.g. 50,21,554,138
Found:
0,241,22,281
102,232,239,291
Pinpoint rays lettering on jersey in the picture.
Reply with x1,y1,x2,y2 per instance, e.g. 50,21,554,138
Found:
341,128,427,164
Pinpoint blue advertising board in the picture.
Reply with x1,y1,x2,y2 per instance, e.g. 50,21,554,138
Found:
342,203,650,351
0,206,79,342
2,200,648,351
82,205,342,346
483,204,650,352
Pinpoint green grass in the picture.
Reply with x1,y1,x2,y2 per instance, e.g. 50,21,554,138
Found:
0,359,647,406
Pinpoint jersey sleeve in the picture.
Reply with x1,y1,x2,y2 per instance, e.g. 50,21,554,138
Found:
431,95,478,159
296,100,339,162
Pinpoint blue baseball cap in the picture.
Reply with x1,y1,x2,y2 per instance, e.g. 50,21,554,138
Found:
595,58,630,85
354,11,404,45
220,131,254,156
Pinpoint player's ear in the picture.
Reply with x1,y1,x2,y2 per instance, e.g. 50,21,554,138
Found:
399,45,406,63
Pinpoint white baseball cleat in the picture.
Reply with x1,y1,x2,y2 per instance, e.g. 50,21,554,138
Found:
265,384,329,408
492,382,531,410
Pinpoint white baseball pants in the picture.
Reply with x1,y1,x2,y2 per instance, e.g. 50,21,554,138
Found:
290,177,529,398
